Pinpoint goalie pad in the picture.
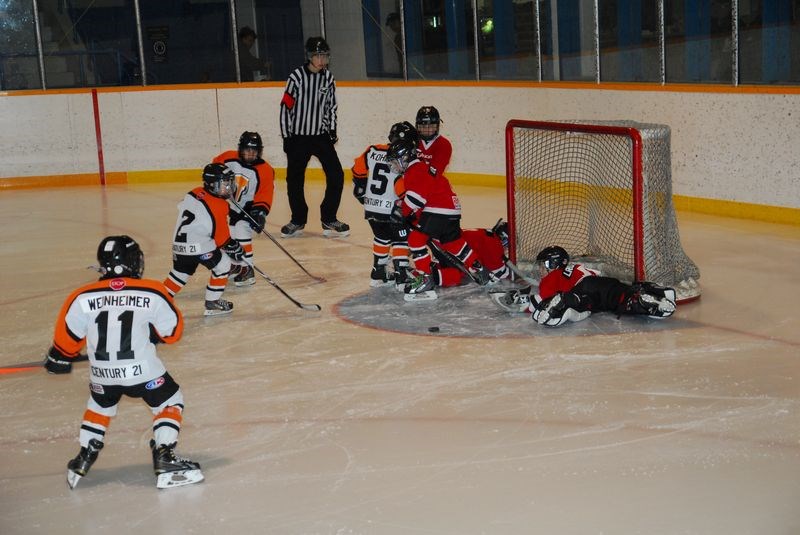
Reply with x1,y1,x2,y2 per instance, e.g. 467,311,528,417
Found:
624,283,677,319
532,294,591,327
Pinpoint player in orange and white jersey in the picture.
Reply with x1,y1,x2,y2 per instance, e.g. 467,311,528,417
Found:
415,106,452,177
44,235,203,489
351,122,413,289
163,163,244,316
213,131,275,286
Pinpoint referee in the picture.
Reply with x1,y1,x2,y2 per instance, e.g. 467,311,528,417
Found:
279,37,350,238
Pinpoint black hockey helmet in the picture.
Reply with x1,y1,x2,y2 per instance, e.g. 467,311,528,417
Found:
535,245,569,271
386,125,419,173
238,131,263,161
491,219,509,248
97,235,144,279
202,163,236,199
415,106,441,141
305,37,331,59
387,121,416,144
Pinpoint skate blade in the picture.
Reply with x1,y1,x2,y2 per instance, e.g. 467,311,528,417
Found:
233,279,256,287
322,229,350,238
403,290,437,302
67,469,82,490
156,469,204,489
370,279,394,288
203,308,233,317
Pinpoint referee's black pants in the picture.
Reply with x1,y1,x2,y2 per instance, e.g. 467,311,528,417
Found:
285,134,344,225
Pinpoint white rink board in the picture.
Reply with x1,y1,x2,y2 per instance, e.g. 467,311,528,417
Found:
1,85,799,210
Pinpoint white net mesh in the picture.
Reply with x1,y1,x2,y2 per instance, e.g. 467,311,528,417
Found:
507,120,700,301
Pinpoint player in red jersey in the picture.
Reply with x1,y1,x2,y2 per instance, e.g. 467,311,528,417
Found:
213,131,275,286
490,246,677,325
415,106,451,177
44,236,203,489
432,220,511,287
530,246,677,326
386,125,490,301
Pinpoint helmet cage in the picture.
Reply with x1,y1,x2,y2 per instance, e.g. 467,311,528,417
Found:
415,106,441,141
238,131,263,162
535,246,569,272
202,164,237,199
387,131,419,174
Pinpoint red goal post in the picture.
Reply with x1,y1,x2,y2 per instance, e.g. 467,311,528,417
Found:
505,119,700,303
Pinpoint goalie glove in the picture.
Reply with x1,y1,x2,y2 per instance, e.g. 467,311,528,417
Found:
533,293,591,327
44,346,73,374
222,239,245,262
247,208,268,233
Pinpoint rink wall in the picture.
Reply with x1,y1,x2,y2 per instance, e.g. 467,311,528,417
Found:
0,82,798,225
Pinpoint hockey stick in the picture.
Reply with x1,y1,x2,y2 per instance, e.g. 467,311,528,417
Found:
229,198,326,283
407,223,485,286
505,259,538,286
248,262,321,311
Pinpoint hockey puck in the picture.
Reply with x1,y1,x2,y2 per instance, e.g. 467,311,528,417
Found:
428,326,440,333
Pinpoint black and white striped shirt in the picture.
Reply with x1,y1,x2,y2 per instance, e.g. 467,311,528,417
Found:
280,64,338,138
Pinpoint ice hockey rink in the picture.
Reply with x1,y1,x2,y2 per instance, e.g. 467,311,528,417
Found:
1,180,799,535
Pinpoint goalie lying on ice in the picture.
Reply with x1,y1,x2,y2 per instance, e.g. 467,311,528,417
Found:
491,245,677,327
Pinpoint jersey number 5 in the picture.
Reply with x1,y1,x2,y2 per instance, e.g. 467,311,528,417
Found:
94,310,135,361
369,163,392,195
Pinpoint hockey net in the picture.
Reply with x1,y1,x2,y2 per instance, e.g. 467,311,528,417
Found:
505,120,700,302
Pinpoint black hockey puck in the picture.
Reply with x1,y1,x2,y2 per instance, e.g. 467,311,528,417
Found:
428,326,440,333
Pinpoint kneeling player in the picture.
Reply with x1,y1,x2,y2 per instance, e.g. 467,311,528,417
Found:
44,235,203,489
431,219,511,287
528,246,677,326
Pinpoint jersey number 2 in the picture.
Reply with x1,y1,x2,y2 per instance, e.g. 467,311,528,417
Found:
94,310,135,361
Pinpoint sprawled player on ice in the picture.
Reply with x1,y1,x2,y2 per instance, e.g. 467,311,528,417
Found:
44,235,203,489
490,245,677,326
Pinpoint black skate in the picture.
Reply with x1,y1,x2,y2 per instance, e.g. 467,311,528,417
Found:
150,440,204,489
370,265,394,287
468,260,491,286
233,265,255,287
321,219,350,238
280,221,305,238
393,261,412,292
404,270,437,301
204,298,233,316
66,438,103,489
